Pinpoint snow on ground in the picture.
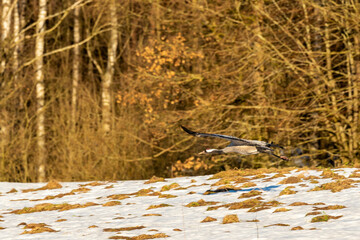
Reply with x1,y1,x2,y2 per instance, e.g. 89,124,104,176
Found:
1,167,360,240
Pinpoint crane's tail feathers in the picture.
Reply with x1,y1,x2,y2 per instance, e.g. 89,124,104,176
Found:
181,126,198,136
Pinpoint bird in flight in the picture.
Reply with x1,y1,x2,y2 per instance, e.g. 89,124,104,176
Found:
181,126,289,161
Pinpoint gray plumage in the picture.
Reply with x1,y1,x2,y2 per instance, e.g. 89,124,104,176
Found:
181,126,288,160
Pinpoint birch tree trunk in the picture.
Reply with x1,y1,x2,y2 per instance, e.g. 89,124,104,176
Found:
1,0,11,76
35,0,47,182
72,6,81,129
102,0,118,134
0,0,12,168
13,0,20,83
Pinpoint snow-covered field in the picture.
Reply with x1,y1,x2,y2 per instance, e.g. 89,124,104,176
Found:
1,167,360,240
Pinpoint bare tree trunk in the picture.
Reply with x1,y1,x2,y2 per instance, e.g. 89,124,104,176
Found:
13,0,20,83
0,0,12,170
72,6,81,129
35,0,47,182
252,0,267,140
1,0,11,76
102,0,118,133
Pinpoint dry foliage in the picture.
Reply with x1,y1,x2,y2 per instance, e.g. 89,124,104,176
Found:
0,1,359,182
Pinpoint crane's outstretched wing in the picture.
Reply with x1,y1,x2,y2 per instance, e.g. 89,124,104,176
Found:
181,126,270,147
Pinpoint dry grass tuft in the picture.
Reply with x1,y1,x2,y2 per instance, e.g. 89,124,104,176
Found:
310,179,356,192
10,202,98,214
21,223,57,234
273,208,291,213
311,215,342,222
291,226,304,230
142,214,162,216
228,199,262,210
279,176,302,184
102,201,122,207
6,188,17,193
222,214,240,224
32,187,91,201
144,176,166,184
279,186,297,196
264,223,289,227
305,211,321,216
79,181,105,187
289,202,309,206
22,180,62,193
241,182,257,188
185,199,218,208
349,171,360,178
146,204,172,210
320,169,346,179
158,193,177,198
109,233,169,239
201,216,217,223
160,183,180,192
55,219,67,222
107,194,130,200
238,190,262,198
313,205,346,210
103,226,145,232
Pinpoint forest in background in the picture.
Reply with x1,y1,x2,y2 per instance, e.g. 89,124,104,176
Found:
0,0,359,182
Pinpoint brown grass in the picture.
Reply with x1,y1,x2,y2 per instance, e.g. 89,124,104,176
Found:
10,202,98,214
201,216,217,223
320,170,346,179
144,176,166,184
228,199,262,210
279,176,302,184
22,180,62,193
264,223,290,227
142,214,162,217
160,183,180,192
311,215,343,222
310,179,356,192
109,233,169,240
79,181,105,187
289,202,309,206
291,226,304,230
107,194,130,200
6,188,17,193
21,223,57,234
241,182,257,188
238,190,262,198
32,187,91,201
102,201,122,207
279,187,297,196
146,204,172,210
55,219,67,222
273,208,291,213
158,194,177,198
103,226,145,232
305,211,321,216
185,199,219,208
222,214,240,224
313,205,346,210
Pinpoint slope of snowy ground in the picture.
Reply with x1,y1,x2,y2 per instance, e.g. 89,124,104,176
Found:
1,167,360,240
